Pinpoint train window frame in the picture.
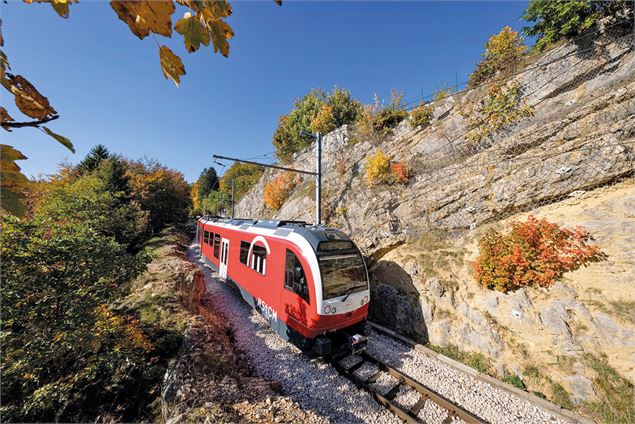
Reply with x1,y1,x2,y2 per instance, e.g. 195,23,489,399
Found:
239,241,250,265
204,230,210,245
284,249,309,303
213,233,221,258
250,244,267,275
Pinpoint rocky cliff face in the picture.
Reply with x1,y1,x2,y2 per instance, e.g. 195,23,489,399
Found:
235,33,634,409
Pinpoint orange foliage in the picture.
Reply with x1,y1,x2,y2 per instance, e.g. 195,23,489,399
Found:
263,172,297,210
391,161,409,184
473,215,606,292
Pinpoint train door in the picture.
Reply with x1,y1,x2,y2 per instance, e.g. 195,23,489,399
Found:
219,238,230,280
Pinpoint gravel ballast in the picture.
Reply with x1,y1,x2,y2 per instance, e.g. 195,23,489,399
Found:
189,241,568,424
367,331,568,424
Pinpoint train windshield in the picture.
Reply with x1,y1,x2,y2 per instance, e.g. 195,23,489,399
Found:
318,253,368,300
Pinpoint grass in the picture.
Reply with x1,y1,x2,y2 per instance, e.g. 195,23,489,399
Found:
428,344,494,376
523,365,541,378
503,372,526,390
550,381,575,410
608,300,635,325
582,354,635,424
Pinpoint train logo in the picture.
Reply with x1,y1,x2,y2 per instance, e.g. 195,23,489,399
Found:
256,297,278,323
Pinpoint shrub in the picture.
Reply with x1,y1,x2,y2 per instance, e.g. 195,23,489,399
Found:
310,104,337,134
521,0,633,51
469,26,527,87
263,172,296,210
218,162,264,205
434,85,454,101
391,161,409,184
473,215,606,292
328,87,362,126
0,216,151,422
365,150,392,185
409,101,434,129
353,102,381,143
372,89,408,136
463,81,534,143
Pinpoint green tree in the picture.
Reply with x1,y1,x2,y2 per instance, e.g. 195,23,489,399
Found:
273,87,362,161
98,156,132,198
522,0,633,51
127,159,191,231
76,144,110,175
0,215,150,422
196,166,219,200
327,87,362,128
219,163,264,203
34,175,148,250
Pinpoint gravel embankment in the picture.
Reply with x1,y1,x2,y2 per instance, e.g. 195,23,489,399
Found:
188,241,568,424
188,242,398,424
367,331,568,424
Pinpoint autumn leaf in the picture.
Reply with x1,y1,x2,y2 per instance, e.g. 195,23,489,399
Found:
206,17,233,57
42,126,75,153
8,74,57,120
23,0,77,18
175,14,210,53
0,144,28,216
110,0,175,39
0,107,14,131
159,45,185,87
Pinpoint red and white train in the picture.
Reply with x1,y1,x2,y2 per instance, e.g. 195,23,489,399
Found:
196,216,371,356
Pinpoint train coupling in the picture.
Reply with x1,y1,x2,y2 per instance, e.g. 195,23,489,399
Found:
350,333,367,354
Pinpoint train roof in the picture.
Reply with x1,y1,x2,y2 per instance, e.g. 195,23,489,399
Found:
198,215,354,251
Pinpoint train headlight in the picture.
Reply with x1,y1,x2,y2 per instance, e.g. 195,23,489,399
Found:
324,306,331,314
361,295,369,305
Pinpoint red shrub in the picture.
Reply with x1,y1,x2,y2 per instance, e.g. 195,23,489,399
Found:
391,161,409,184
473,215,605,292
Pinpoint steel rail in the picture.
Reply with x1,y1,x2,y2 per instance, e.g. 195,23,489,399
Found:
330,351,487,424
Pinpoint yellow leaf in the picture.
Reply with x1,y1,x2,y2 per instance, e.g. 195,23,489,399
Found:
159,45,185,87
110,0,175,39
175,15,210,53
206,17,233,57
0,106,14,131
8,74,57,120
0,144,28,217
42,126,75,153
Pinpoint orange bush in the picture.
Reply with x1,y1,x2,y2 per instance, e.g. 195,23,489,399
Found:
473,215,605,292
391,161,409,184
263,172,296,210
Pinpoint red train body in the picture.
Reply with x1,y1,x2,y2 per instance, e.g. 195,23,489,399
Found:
197,216,371,355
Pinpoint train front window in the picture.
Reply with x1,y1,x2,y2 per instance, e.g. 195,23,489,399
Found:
319,253,368,300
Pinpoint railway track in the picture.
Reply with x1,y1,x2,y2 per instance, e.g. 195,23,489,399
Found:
329,350,487,424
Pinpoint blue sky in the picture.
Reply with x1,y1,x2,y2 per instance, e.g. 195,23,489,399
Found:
2,1,530,182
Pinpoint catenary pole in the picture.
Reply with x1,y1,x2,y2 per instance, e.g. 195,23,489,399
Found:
315,132,322,225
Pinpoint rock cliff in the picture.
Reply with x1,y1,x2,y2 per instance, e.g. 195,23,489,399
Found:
235,32,634,412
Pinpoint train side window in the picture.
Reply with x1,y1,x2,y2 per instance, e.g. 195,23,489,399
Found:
240,241,250,265
213,234,221,258
285,250,309,303
251,245,267,275
204,230,210,245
